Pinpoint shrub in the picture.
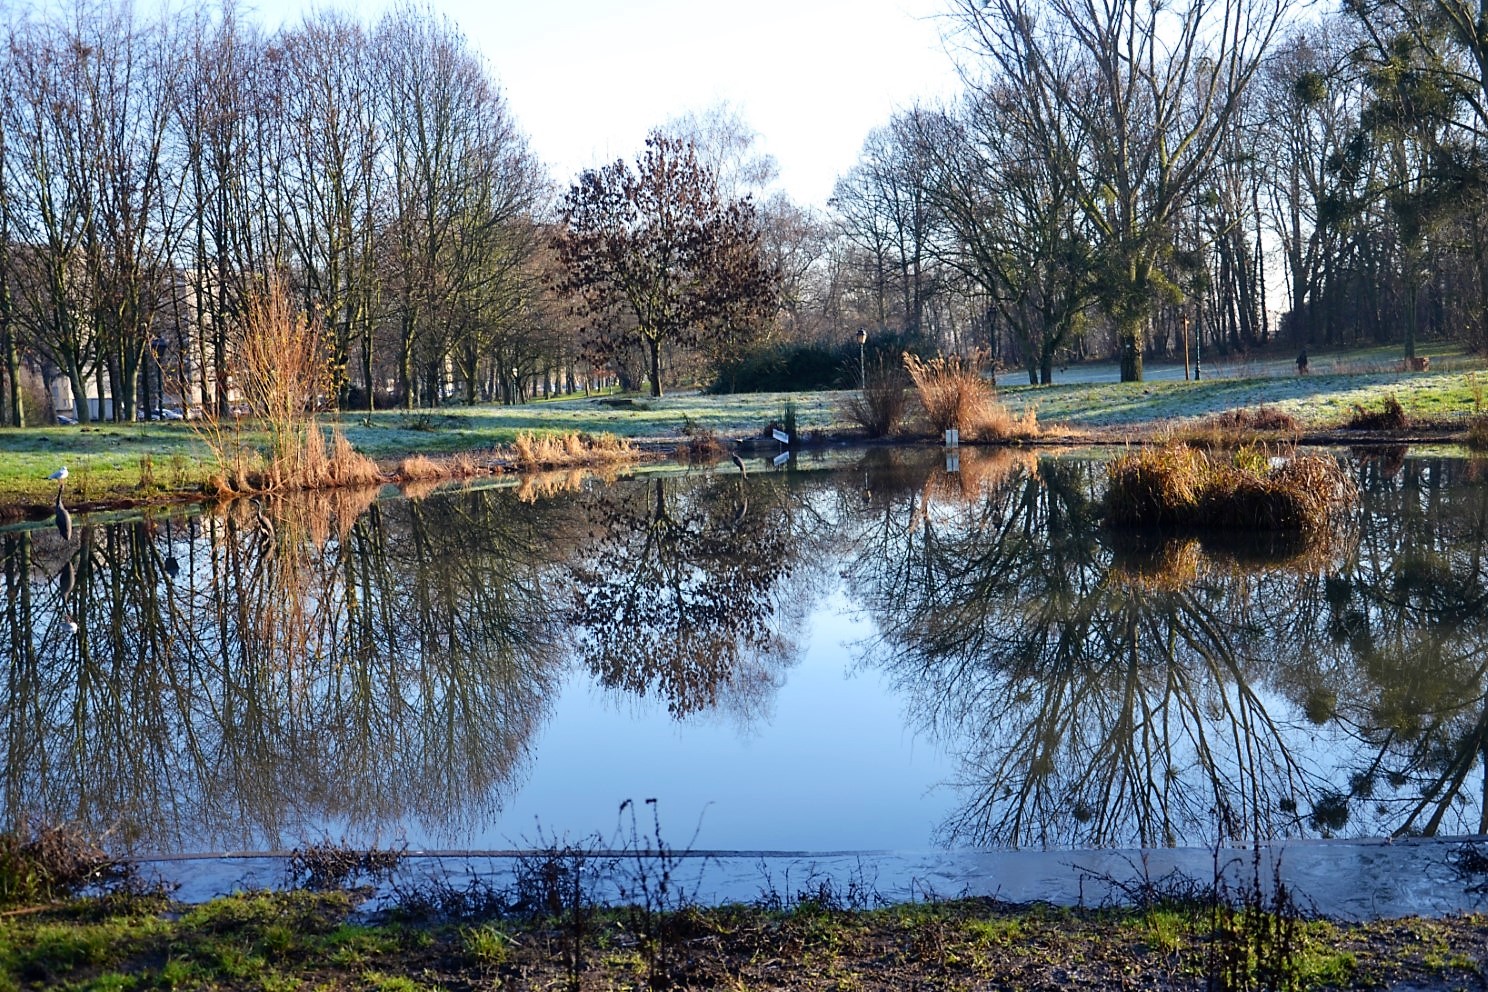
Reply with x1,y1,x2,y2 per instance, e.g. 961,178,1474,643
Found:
0,823,133,907
709,344,853,393
679,416,725,461
841,356,911,438
1344,394,1409,430
1467,415,1488,451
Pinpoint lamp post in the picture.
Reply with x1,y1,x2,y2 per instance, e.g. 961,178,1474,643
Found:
1194,315,1202,381
857,326,868,388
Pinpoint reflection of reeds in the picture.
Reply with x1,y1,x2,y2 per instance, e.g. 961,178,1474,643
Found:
922,448,1039,506
516,469,590,503
1108,534,1205,592
271,487,382,548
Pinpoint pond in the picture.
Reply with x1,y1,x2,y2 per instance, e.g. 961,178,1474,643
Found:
3,447,1487,914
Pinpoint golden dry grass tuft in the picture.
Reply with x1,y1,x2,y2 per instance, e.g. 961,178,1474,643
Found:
904,351,1035,441
975,401,1040,441
904,352,992,434
1175,406,1302,448
395,454,445,481
1105,444,1356,533
509,432,638,471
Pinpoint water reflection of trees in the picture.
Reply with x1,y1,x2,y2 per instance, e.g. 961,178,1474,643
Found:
7,453,1486,856
565,472,814,719
849,451,1488,848
1,470,830,851
1,487,569,851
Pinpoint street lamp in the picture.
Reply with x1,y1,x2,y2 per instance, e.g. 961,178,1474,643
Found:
857,326,868,388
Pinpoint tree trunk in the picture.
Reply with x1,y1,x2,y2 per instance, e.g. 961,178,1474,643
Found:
2,321,20,428
68,364,90,424
647,336,663,398
1118,317,1143,382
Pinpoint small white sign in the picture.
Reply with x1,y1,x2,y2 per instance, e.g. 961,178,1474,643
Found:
945,428,959,447
772,428,790,445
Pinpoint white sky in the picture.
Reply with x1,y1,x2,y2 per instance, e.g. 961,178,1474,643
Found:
252,0,967,208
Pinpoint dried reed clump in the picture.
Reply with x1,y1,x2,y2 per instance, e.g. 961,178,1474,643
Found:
293,427,385,490
1467,415,1488,451
0,823,131,906
678,416,726,462
903,351,1036,440
1105,444,1356,533
842,357,912,438
448,452,482,477
396,454,445,481
1179,406,1302,448
510,431,637,471
1344,393,1409,431
903,352,994,434
976,401,1040,441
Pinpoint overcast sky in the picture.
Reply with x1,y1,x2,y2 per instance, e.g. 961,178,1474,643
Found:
254,0,967,207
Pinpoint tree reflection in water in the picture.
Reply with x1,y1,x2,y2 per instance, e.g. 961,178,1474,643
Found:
1,486,567,852
0,471,823,853
2,453,1487,857
847,450,1488,849
565,473,812,719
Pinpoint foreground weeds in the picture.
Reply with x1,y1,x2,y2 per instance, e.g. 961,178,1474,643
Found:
4,821,1486,991
3,888,1483,992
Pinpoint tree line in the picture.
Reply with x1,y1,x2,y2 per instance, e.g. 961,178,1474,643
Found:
4,0,1487,428
0,1,556,425
835,0,1488,383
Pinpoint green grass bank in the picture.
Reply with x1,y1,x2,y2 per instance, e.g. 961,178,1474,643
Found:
3,347,1486,518
1,888,1484,992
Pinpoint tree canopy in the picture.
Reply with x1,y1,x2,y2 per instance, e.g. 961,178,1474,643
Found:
555,132,778,398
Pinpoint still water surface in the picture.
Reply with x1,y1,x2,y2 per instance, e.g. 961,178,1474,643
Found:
3,448,1487,909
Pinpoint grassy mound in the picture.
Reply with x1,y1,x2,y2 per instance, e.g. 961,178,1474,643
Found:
1105,445,1356,532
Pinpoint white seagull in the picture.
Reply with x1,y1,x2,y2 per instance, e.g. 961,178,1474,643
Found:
48,466,68,481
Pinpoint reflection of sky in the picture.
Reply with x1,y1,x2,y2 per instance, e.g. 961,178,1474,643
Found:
480,592,957,853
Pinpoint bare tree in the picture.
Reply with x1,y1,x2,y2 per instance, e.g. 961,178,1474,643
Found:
948,0,1289,380
910,98,1096,384
372,8,540,409
277,12,384,410
831,118,940,341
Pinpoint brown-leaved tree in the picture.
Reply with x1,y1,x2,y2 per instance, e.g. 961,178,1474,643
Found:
555,131,777,397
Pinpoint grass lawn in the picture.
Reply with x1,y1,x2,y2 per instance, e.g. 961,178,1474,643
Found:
2,353,1485,514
